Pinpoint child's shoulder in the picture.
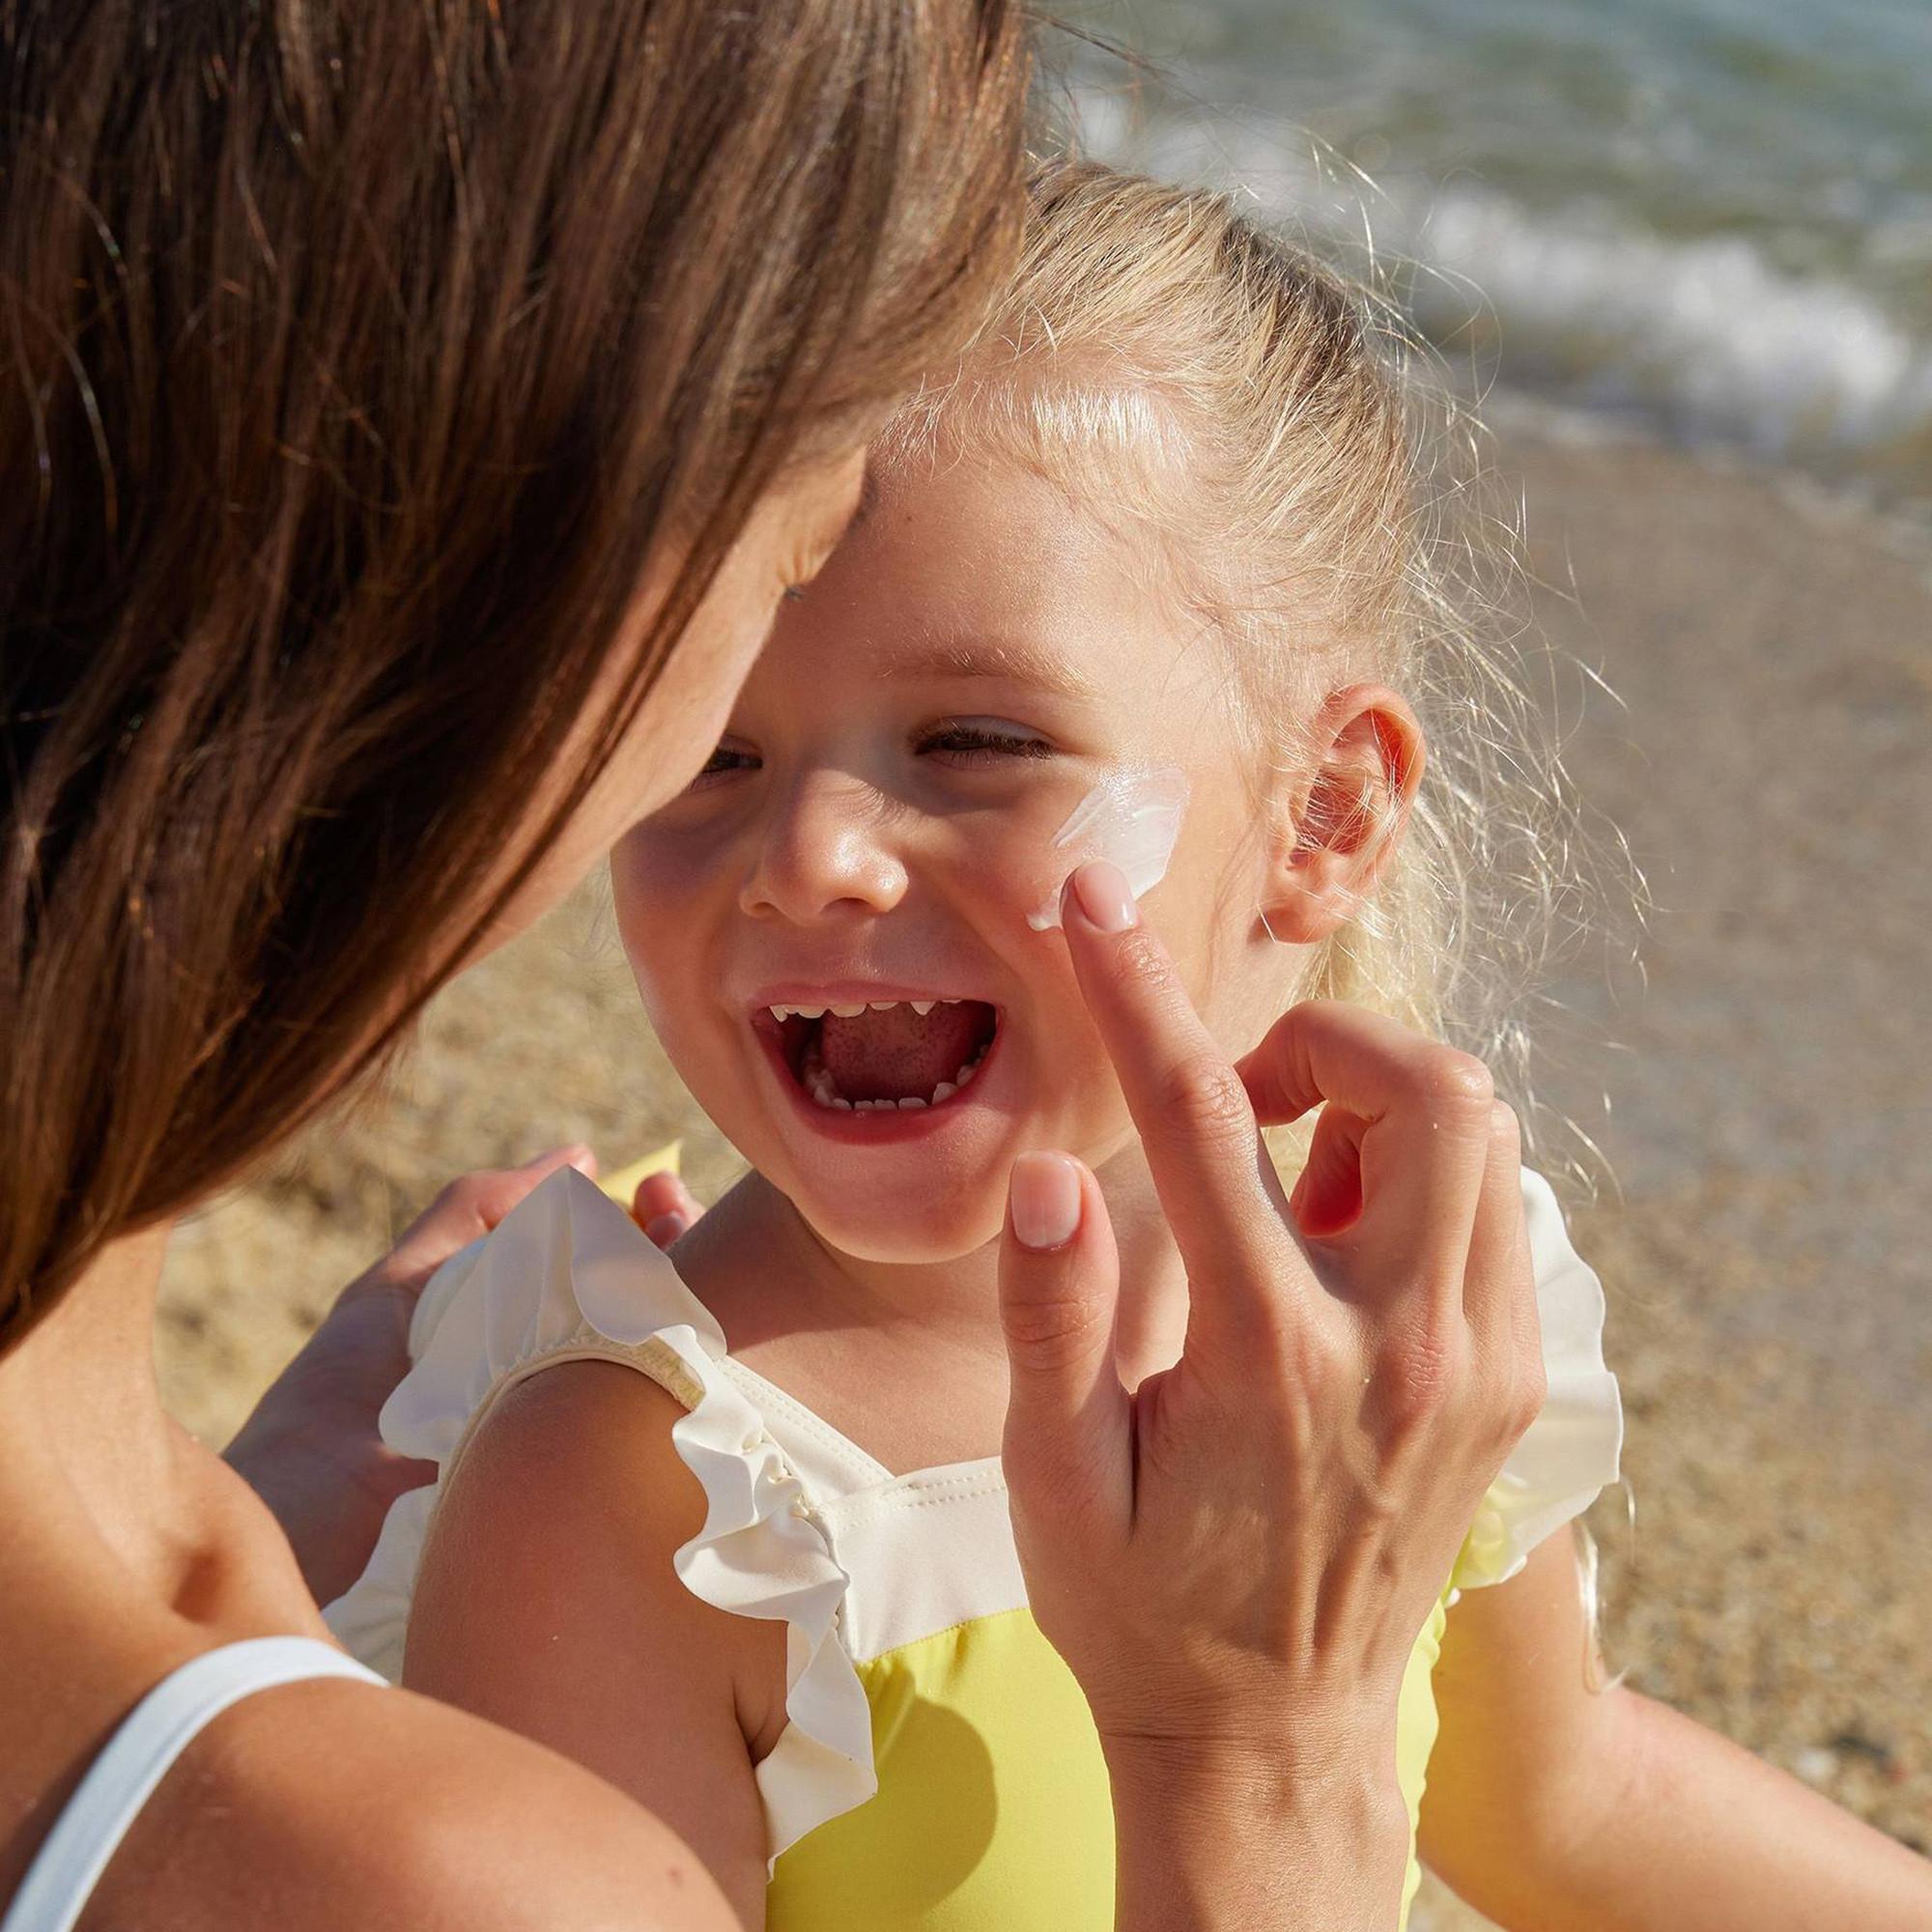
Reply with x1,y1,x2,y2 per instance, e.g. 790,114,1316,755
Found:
417,1349,790,1734
326,1164,880,1865
457,1350,698,1523
327,1165,738,1681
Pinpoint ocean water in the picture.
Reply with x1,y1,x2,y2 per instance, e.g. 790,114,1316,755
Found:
1075,0,1932,516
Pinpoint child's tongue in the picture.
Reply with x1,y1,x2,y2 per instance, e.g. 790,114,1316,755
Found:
818,1003,982,1103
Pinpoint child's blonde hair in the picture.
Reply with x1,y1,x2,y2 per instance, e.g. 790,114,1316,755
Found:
881,159,1615,1172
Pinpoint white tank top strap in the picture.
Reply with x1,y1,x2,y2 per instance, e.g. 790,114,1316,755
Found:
3,1634,385,1932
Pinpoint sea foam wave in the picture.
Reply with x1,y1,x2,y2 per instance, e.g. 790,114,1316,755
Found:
1077,87,1932,498
1415,191,1932,469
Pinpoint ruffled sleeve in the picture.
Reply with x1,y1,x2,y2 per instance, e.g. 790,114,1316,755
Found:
1450,1168,1625,1592
322,1166,877,1868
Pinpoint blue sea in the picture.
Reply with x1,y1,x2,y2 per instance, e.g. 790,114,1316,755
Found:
1078,0,1932,519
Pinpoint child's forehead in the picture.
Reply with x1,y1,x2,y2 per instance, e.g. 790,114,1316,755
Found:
857,440,1174,610
812,462,1178,686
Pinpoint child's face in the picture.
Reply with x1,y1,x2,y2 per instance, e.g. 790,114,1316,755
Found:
613,451,1306,1262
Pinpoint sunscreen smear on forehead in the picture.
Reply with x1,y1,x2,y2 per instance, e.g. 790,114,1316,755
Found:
1027,765,1191,930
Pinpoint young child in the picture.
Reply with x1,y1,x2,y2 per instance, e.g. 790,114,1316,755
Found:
329,165,1929,1930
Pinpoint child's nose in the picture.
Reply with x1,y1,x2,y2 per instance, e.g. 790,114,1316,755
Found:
739,772,909,924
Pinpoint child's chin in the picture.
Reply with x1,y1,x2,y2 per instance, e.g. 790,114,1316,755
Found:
787,1184,1006,1266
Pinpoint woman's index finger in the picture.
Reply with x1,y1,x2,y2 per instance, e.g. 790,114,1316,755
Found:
1058,864,1303,1296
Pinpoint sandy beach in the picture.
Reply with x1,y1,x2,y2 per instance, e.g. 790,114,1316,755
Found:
156,420,1932,1918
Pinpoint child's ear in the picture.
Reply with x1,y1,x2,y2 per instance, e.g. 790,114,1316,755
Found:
1260,684,1424,944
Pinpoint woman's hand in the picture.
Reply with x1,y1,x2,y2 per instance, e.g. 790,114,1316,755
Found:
997,862,1546,1931
631,1166,704,1248
225,1145,597,1606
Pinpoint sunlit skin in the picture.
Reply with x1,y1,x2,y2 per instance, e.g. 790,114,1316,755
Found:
612,446,1421,1463
431,419,1932,1932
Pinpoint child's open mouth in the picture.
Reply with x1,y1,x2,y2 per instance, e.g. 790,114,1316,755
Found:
753,998,999,1114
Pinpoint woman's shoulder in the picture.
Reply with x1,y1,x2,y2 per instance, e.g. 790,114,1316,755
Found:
89,1670,735,1932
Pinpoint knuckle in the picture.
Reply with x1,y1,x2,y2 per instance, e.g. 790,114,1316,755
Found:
1511,1357,1549,1437
1113,923,1177,996
1156,1051,1255,1149
1375,1323,1462,1435
437,1172,493,1215
1297,997,1351,1042
1414,1049,1494,1120
1472,1347,1545,1455
1228,1321,1311,1410
1003,1288,1108,1368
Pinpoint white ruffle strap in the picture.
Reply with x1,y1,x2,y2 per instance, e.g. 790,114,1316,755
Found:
1451,1169,1626,1591
322,1167,877,1867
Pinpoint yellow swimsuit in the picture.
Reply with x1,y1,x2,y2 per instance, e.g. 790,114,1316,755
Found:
328,1168,1620,1930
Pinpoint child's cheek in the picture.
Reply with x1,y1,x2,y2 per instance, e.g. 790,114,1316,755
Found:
934,767,1192,936
926,793,1073,930
611,827,717,1002
967,842,1143,1151
1022,767,1191,932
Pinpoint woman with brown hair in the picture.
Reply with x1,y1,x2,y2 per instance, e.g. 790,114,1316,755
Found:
0,5,1546,1929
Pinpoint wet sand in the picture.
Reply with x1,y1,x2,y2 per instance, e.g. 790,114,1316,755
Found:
156,421,1932,1918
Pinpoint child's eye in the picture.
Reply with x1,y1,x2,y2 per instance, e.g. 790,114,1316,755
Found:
916,719,1054,766
689,741,759,790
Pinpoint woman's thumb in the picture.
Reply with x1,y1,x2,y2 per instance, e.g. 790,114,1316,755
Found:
999,1152,1131,1541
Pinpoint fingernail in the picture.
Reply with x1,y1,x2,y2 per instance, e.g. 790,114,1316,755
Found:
1069,859,1139,934
566,1147,597,1176
644,1211,690,1247
1010,1151,1083,1250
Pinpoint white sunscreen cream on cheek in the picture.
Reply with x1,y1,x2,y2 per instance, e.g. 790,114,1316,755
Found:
1027,765,1192,931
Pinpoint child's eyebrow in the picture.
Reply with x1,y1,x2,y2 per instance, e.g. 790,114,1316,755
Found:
879,638,1100,702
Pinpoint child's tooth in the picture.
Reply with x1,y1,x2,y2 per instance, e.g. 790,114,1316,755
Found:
830,1003,867,1018
911,1000,935,1016
770,1006,791,1021
852,1098,879,1112
897,1095,925,1110
830,1096,852,1110
797,1004,827,1019
931,1081,956,1102
869,1000,898,1012
955,1062,976,1085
